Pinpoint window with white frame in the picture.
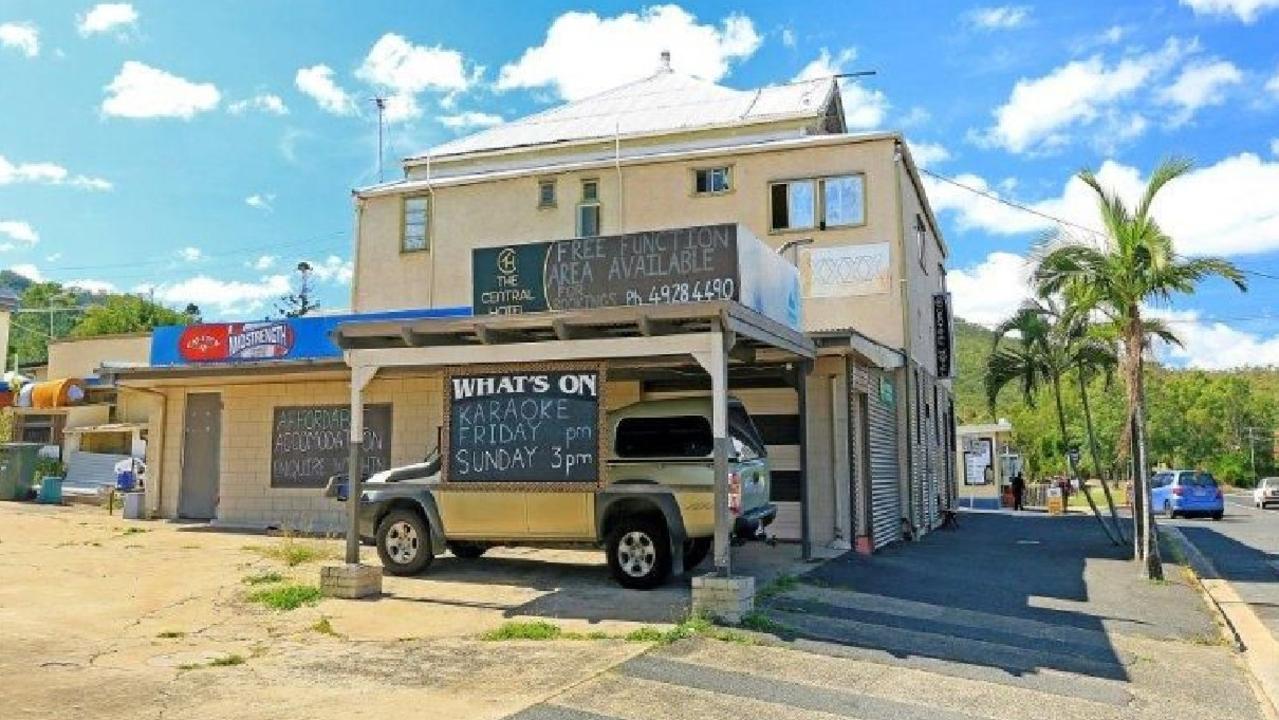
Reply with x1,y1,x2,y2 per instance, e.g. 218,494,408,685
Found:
770,175,865,231
694,166,732,195
402,194,429,252
577,179,601,237
915,214,927,270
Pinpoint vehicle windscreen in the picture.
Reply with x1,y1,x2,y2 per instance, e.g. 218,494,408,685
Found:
615,416,712,458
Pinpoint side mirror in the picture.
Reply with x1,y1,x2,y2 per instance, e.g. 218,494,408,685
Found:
324,474,349,501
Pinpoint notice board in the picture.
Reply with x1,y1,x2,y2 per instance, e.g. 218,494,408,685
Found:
443,365,604,487
270,404,392,488
472,224,741,315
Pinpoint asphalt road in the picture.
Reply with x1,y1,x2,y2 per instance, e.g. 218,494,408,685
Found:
1169,492,1279,639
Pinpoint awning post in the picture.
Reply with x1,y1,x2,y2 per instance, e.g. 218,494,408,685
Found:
345,364,377,565
709,329,731,577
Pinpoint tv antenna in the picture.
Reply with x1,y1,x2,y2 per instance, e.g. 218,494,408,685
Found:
373,97,387,182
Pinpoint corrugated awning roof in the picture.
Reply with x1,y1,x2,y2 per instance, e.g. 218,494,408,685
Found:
414,71,836,160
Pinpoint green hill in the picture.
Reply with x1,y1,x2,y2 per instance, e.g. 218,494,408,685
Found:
951,317,1278,485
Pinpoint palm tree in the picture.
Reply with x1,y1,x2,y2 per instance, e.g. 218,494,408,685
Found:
1034,157,1247,579
985,298,1123,545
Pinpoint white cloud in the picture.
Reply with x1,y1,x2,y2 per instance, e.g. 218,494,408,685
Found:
356,33,472,123
77,3,138,37
1266,68,1279,95
926,152,1279,256
497,5,761,101
0,155,112,190
295,64,356,116
228,93,288,116
0,221,39,246
66,279,117,294
982,38,1192,154
249,255,276,271
439,111,504,130
10,264,43,282
1150,308,1279,369
793,47,889,130
102,61,220,119
245,193,274,211
780,27,797,48
45,252,62,262
1271,138,1279,156
306,255,353,285
179,246,202,262
1180,0,1279,22
0,22,39,58
1156,58,1241,125
908,140,951,167
140,274,292,315
1098,25,1128,44
949,251,1033,327
966,6,1030,29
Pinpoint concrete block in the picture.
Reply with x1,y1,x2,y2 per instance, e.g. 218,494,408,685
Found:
320,563,382,599
691,573,755,624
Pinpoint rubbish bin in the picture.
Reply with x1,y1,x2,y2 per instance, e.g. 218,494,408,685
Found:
37,476,63,504
0,442,41,500
122,491,146,520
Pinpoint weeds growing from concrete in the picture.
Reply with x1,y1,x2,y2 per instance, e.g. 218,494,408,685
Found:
481,612,763,646
245,540,334,567
156,630,186,639
246,583,322,611
312,616,338,636
242,571,285,585
178,654,245,671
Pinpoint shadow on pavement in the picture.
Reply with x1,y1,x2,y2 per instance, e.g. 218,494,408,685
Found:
759,512,1214,686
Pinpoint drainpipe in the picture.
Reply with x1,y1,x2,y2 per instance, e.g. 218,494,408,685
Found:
893,141,916,538
614,124,625,233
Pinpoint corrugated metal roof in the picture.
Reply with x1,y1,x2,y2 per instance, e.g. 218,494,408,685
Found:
416,70,836,160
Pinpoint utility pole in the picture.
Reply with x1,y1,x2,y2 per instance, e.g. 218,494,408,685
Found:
1244,426,1267,485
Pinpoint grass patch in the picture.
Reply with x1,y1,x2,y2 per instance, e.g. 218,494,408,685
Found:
246,583,322,611
758,573,800,600
739,611,784,634
623,626,667,643
242,571,285,586
178,654,246,671
312,616,338,636
245,540,334,567
120,526,150,535
482,620,565,641
156,630,185,639
1187,632,1231,647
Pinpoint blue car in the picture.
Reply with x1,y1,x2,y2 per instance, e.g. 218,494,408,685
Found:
1151,470,1224,520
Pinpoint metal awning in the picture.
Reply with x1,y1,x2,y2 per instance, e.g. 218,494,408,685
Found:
334,301,815,578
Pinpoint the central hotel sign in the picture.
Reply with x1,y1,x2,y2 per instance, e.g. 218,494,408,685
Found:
473,224,742,315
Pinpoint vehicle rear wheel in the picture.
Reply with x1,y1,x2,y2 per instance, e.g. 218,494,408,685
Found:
683,537,712,571
449,542,487,559
606,518,672,590
376,509,433,576
1164,501,1177,519
1211,511,1224,521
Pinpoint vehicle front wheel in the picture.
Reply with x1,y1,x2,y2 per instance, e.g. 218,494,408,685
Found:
606,518,672,590
683,537,712,571
450,542,487,559
1211,511,1224,521
376,509,433,576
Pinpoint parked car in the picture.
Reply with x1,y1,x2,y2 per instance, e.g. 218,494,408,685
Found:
1254,477,1279,509
1150,470,1224,520
329,397,776,589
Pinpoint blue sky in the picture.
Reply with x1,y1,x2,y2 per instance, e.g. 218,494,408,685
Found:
1,1,1277,368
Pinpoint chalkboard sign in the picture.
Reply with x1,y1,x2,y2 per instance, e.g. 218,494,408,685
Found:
444,365,604,486
270,404,392,488
473,224,740,315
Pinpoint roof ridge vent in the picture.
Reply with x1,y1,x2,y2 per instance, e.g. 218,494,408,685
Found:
658,50,672,73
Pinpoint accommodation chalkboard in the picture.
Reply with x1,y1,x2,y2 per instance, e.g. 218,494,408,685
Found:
270,404,392,488
444,366,603,486
472,224,740,315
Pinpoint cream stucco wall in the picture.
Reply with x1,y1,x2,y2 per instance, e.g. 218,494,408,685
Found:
47,334,150,379
353,135,943,365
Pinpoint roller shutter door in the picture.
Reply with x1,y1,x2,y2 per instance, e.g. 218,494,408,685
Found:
867,370,901,549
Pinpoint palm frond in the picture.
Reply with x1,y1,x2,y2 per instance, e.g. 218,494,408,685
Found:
1136,157,1193,221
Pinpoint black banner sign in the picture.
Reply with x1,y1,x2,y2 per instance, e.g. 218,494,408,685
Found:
472,224,740,315
270,404,392,488
444,367,603,485
933,293,953,378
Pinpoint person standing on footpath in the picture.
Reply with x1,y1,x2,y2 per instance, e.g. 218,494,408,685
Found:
1011,472,1026,511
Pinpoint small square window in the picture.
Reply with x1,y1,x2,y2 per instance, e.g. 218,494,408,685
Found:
581,180,598,202
770,180,816,231
694,167,731,194
538,180,556,208
823,175,865,227
402,195,429,252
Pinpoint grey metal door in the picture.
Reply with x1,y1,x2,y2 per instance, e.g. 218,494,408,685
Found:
179,393,221,520
868,371,901,549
